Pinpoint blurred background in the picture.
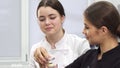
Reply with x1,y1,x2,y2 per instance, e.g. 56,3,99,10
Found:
0,0,119,68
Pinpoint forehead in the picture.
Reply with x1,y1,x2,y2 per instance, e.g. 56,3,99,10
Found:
37,6,59,16
84,17,98,28
84,17,92,25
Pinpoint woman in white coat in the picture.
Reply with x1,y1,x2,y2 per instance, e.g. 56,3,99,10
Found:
29,0,90,68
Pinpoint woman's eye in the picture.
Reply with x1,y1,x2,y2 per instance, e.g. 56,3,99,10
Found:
85,26,89,29
50,16,56,20
40,19,45,21
39,18,45,21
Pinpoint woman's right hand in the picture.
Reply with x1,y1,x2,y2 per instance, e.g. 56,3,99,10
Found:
34,47,50,65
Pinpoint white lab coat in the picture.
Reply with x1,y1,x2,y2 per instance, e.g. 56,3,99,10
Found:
29,32,90,68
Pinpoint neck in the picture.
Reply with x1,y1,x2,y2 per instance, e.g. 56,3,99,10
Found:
46,29,64,48
98,37,118,60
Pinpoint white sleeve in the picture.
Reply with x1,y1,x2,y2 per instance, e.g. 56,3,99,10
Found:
29,44,40,68
29,55,37,68
77,38,90,56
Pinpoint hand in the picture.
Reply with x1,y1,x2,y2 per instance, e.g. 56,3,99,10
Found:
39,63,48,68
40,64,58,68
34,47,50,65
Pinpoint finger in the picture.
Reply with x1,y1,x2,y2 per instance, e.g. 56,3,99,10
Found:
34,48,47,64
39,63,43,68
40,47,51,60
35,55,44,64
40,64,48,68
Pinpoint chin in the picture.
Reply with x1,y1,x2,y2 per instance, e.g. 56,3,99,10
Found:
90,42,98,46
46,33,53,35
89,41,94,45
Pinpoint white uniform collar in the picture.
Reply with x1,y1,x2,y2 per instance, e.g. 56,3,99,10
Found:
43,31,67,48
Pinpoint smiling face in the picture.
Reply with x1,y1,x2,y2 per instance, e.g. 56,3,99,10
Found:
83,17,103,45
37,7,64,36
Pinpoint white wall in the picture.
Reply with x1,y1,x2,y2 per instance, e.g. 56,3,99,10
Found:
88,0,120,9
0,0,29,67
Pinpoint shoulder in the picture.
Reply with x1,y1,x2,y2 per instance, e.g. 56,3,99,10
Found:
65,33,90,48
114,59,120,68
66,33,88,42
84,49,97,56
75,49,97,62
65,33,90,53
30,42,41,55
31,42,41,51
75,49,98,63
30,39,46,55
30,38,48,52
65,49,97,68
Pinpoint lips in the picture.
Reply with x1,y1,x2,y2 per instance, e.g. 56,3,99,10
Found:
45,27,53,31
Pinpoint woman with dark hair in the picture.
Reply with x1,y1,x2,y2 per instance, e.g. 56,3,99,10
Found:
66,1,120,68
29,0,90,68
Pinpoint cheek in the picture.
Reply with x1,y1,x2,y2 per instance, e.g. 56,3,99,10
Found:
53,20,62,28
54,23,62,31
84,30,90,37
89,32,99,45
86,31,94,41
39,23,45,31
88,31,96,39
39,23,43,28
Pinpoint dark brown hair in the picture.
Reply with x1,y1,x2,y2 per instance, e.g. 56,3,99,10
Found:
84,1,120,37
36,0,65,17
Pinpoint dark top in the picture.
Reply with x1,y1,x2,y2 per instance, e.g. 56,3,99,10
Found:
66,43,120,68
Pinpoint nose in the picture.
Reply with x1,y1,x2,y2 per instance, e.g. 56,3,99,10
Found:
45,19,50,24
82,28,85,34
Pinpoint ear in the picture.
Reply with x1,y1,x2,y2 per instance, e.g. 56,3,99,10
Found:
61,15,65,24
100,26,108,34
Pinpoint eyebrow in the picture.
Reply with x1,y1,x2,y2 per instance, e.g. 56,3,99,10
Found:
38,15,44,19
39,16,44,18
48,14,56,17
38,14,56,18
